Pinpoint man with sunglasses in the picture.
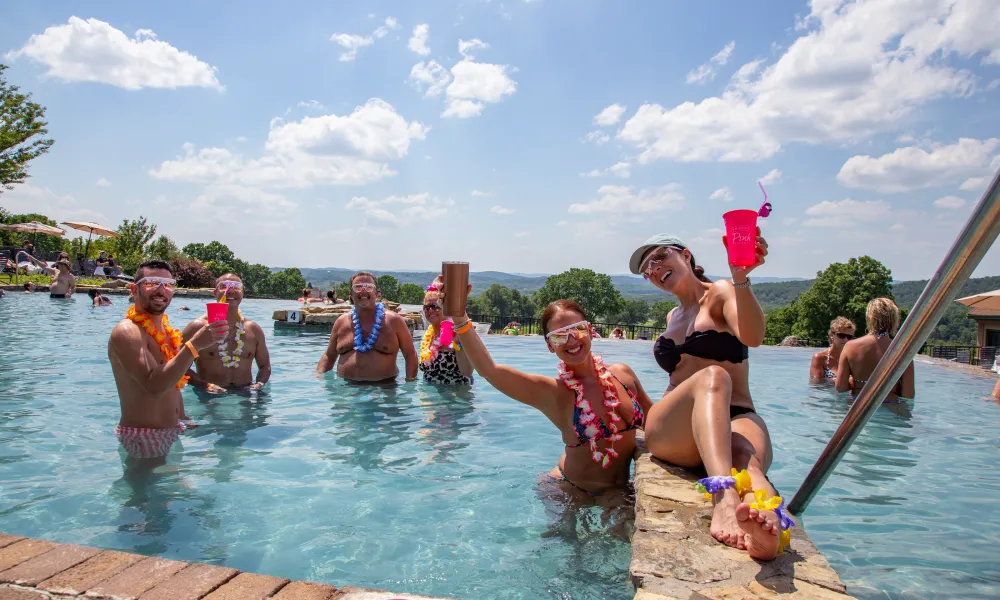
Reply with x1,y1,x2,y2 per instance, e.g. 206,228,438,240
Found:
316,271,417,382
182,273,272,396
108,260,229,462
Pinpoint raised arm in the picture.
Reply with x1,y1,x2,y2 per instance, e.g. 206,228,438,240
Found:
110,320,225,396
392,314,418,381
720,229,768,347
250,322,272,386
453,316,562,412
181,318,210,388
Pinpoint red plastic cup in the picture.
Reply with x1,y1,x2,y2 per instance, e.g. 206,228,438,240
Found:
723,209,759,267
206,302,229,323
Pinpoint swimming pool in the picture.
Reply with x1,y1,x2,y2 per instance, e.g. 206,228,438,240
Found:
0,295,998,599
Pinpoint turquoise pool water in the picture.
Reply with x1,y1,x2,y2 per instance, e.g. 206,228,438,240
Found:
1,295,998,599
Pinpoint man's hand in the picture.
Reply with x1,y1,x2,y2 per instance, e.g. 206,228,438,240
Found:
192,321,229,351
206,383,227,394
249,382,263,390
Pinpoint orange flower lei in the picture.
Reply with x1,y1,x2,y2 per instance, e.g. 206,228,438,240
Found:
127,305,189,389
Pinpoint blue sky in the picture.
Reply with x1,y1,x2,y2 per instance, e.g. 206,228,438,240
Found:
1,0,999,280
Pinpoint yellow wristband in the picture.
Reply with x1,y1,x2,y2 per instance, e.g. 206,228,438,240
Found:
185,340,199,358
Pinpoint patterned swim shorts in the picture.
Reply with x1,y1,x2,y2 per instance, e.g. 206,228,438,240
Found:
114,422,187,459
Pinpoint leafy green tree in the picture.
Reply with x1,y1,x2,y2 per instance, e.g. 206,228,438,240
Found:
183,241,236,266
477,283,536,317
68,235,114,259
649,300,678,328
533,268,624,321
241,263,273,296
0,64,54,192
148,236,182,261
264,268,308,299
112,216,157,274
335,281,351,300
792,256,894,338
764,305,798,340
377,274,400,301
398,283,425,304
613,299,650,325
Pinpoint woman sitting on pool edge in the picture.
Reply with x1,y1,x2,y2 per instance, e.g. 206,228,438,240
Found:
452,297,653,495
420,284,474,385
631,232,789,560
810,317,856,381
836,298,914,402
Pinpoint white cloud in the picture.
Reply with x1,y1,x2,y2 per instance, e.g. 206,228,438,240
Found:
582,131,610,145
837,138,999,192
804,198,892,228
408,24,430,56
619,1,1000,164
443,41,517,118
346,192,452,226
95,177,111,187
332,17,398,61
471,189,492,197
297,100,326,111
686,41,735,84
568,184,685,215
710,186,733,201
759,168,782,185
0,183,109,223
579,162,631,178
514,231,530,238
933,195,967,209
408,60,451,97
960,176,989,191
195,184,296,217
7,17,222,90
593,104,626,127
890,223,906,232
150,99,428,188
491,205,514,214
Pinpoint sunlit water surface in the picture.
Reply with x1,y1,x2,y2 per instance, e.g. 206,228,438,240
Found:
0,295,998,599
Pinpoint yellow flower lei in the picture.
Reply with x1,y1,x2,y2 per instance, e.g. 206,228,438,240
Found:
420,323,460,365
127,305,189,389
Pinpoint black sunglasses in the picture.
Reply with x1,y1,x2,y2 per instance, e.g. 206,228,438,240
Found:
833,332,855,341
423,303,441,311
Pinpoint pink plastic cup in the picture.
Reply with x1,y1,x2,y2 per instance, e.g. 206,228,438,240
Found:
439,320,454,346
206,302,229,323
723,209,759,267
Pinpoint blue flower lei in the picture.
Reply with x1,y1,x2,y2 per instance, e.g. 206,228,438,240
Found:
352,302,385,353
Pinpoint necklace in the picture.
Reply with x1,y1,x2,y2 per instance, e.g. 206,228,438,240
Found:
874,331,891,340
557,354,623,468
126,306,189,389
420,323,460,366
218,311,245,369
352,303,385,353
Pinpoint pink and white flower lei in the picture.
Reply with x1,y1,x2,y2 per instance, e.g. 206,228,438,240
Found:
557,354,623,468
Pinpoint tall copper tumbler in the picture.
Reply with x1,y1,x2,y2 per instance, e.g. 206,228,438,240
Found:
442,261,470,318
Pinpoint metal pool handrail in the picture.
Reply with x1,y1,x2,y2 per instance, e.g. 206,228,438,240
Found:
788,164,1000,516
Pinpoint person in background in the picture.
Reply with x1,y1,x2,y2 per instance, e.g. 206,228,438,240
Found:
22,240,35,258
299,288,323,304
15,249,55,276
108,254,122,278
95,251,110,277
23,282,35,293
419,286,474,385
611,328,625,340
183,274,272,397
837,298,914,402
0,289,5,298
89,288,112,306
108,260,228,462
324,290,340,304
631,232,787,560
810,317,856,381
49,260,77,298
503,322,520,336
316,272,417,382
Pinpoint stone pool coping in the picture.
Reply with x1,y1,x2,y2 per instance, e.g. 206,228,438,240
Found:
630,433,857,600
0,533,451,600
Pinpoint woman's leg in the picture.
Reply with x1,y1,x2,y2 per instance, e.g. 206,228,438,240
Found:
643,366,745,548
731,415,782,559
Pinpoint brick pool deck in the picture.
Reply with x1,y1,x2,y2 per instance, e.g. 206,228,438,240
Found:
0,533,449,600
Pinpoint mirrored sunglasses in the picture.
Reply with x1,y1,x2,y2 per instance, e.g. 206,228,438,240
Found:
642,247,676,280
545,321,590,346
216,281,243,290
423,303,441,311
352,283,376,292
136,277,178,292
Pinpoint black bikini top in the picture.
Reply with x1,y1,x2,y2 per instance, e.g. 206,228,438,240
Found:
653,330,749,374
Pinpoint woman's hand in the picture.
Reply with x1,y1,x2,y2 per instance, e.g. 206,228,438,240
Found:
722,226,769,282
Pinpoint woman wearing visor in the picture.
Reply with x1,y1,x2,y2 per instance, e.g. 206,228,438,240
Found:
450,297,654,496
629,233,789,560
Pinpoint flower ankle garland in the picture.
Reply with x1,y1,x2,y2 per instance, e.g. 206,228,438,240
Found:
126,305,189,389
420,323,460,366
352,303,385,353
696,468,795,553
557,354,623,468
218,311,245,369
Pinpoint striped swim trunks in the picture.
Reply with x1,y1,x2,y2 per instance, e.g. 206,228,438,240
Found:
114,422,187,459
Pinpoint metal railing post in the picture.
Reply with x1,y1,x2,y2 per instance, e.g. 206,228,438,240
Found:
789,165,1000,516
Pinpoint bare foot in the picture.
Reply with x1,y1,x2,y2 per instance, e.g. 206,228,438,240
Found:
710,488,745,549
736,500,780,560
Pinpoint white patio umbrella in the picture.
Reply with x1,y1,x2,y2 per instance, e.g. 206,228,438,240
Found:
956,290,1000,311
60,221,118,258
0,221,66,250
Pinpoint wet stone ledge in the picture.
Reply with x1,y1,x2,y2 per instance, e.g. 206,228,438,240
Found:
0,533,451,600
630,434,857,600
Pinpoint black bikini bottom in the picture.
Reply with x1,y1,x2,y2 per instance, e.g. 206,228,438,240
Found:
730,405,757,419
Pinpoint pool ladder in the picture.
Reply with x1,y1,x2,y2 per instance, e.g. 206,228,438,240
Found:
789,164,1000,516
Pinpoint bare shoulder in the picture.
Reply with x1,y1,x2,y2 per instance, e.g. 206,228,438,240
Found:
608,362,639,384
811,350,826,362
385,311,407,325
708,279,736,303
332,312,353,331
244,319,265,334
110,318,139,339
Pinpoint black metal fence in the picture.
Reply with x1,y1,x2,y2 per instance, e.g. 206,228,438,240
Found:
918,344,997,367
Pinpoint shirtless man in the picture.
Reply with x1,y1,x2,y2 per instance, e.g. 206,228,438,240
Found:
108,260,228,461
182,273,272,395
49,260,76,298
316,271,417,382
